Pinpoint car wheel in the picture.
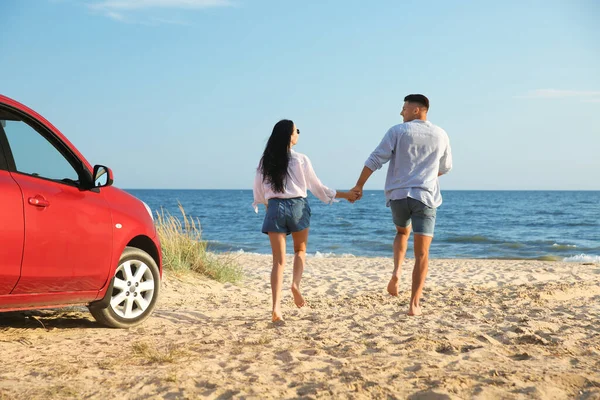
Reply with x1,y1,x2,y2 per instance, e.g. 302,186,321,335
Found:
89,246,160,328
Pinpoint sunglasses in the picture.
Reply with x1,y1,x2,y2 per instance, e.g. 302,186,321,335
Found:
296,128,300,135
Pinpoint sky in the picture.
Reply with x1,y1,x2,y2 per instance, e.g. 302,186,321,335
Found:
1,0,599,190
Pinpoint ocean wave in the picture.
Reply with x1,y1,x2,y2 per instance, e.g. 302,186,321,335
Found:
444,235,499,244
535,255,564,261
564,222,599,227
372,229,391,235
321,221,353,228
500,242,525,249
232,249,264,256
205,241,238,251
551,243,577,250
205,241,265,254
312,251,356,258
563,254,600,263
534,210,567,216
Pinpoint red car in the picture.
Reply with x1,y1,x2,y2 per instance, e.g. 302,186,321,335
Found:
0,94,162,328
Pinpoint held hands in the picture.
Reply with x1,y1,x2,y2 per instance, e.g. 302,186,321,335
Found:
342,186,363,203
349,185,363,202
336,166,370,203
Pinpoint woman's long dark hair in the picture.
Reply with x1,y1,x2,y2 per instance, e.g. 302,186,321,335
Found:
259,119,294,193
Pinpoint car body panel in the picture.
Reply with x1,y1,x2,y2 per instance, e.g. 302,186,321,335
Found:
0,170,25,295
91,186,162,302
10,172,114,294
103,186,158,255
0,291,98,311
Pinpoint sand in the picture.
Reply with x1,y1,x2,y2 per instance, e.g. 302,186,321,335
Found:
1,254,599,399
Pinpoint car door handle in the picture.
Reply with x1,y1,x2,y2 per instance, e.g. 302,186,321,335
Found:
28,196,50,207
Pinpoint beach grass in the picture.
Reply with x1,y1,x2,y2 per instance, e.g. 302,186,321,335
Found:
155,204,243,283
131,341,185,364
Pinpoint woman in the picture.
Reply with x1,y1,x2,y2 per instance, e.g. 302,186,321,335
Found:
253,119,358,322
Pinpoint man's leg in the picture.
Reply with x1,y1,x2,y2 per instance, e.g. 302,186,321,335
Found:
290,228,309,308
387,225,411,296
388,199,411,296
409,234,433,316
406,198,436,316
268,232,286,322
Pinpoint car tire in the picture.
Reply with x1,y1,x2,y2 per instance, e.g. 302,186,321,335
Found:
89,246,160,328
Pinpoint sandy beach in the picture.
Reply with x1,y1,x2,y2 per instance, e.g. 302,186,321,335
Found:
1,254,599,399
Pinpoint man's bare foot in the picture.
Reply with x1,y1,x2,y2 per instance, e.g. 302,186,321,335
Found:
407,304,422,316
291,285,305,308
387,276,400,296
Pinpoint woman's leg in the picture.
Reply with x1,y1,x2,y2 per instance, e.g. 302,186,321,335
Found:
290,228,309,308
268,232,287,321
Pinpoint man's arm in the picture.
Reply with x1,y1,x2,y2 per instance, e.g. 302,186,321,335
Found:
438,137,453,177
356,166,374,188
352,127,395,199
351,166,374,200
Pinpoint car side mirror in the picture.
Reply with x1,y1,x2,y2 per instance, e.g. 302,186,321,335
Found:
93,165,114,188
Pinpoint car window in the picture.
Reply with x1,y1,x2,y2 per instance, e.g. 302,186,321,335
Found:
3,119,79,183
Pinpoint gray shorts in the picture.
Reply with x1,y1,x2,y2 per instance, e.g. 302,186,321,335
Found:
390,197,437,237
262,197,311,235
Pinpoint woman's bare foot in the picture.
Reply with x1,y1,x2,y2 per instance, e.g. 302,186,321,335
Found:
407,303,422,316
387,276,400,296
291,285,305,308
272,311,283,322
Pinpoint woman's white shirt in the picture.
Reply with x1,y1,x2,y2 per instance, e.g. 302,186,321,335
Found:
252,150,336,212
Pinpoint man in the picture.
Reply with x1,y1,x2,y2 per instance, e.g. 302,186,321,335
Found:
351,94,452,316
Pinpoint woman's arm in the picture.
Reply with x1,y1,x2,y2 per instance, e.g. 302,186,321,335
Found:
303,156,337,204
303,155,359,203
252,167,267,213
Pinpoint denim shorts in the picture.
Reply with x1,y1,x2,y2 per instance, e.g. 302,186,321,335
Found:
262,197,311,235
390,197,437,237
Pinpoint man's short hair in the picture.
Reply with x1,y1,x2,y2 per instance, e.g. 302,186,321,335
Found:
404,94,429,110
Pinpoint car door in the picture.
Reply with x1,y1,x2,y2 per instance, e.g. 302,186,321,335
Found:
0,122,24,295
1,107,114,294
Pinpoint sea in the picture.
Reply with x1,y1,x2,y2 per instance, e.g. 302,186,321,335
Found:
126,190,600,262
